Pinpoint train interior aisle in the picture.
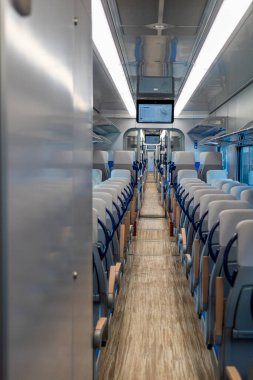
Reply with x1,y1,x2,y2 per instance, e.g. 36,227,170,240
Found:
2,0,253,379
99,172,216,380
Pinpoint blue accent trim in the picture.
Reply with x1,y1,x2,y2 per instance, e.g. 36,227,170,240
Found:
108,161,113,171
214,344,219,359
195,162,200,170
202,311,206,321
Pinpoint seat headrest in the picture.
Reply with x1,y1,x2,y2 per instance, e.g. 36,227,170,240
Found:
208,200,249,230
199,194,235,217
188,184,210,199
241,189,253,208
183,181,206,193
193,189,223,208
212,178,234,189
111,169,131,181
180,178,202,187
177,169,197,183
93,198,107,224
236,220,253,267
93,186,118,203
92,208,98,244
221,181,241,193
96,183,123,197
92,169,102,186
92,191,113,213
219,209,253,247
93,150,108,164
199,152,222,166
107,178,129,187
113,150,136,164
172,151,195,165
207,169,228,184
231,185,250,199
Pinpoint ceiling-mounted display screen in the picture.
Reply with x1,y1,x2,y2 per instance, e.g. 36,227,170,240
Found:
136,99,174,124
145,135,160,144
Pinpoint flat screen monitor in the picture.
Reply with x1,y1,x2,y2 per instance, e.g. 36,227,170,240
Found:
136,99,174,124
145,135,160,144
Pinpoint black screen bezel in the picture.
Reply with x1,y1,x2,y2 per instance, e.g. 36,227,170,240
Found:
136,99,174,124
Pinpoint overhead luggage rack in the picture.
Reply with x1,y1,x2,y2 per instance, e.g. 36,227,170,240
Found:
92,132,112,144
187,117,227,141
199,121,253,146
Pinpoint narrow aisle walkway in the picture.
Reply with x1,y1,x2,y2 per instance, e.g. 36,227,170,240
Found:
140,175,165,217
99,174,216,380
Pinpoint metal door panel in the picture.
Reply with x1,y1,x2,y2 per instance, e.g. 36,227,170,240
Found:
1,0,92,378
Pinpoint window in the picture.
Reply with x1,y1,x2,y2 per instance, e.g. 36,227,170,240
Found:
239,146,253,184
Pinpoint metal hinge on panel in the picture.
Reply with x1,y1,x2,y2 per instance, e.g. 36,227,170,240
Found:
11,0,31,16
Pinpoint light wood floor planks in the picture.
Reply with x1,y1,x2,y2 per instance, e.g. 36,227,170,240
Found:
99,177,216,380
140,182,165,217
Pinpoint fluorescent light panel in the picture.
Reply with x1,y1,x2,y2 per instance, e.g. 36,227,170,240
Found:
92,0,136,117
175,0,252,117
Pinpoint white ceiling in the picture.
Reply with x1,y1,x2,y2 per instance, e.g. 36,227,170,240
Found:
93,0,253,117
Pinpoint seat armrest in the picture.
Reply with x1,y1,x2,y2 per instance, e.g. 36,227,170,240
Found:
202,256,209,310
215,276,224,343
108,265,116,309
226,367,242,380
115,262,122,283
93,317,107,348
193,239,200,286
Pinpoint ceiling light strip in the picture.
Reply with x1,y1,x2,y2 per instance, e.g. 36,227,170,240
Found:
175,0,252,117
92,0,136,116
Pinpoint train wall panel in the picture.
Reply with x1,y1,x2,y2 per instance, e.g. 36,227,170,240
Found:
1,0,92,378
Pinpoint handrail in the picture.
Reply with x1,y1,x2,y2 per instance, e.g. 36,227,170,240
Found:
198,210,209,244
208,221,220,262
106,208,116,234
112,201,121,222
191,203,200,230
186,196,194,218
223,233,238,287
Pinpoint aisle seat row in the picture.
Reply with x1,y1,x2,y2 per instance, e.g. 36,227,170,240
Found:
92,161,142,378
171,167,253,379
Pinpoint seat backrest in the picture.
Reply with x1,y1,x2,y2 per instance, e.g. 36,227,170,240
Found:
207,169,227,185
93,192,113,213
231,186,251,199
177,169,197,184
179,178,202,187
193,188,223,208
113,151,136,178
188,184,210,201
241,189,253,208
199,194,235,218
219,209,253,248
93,150,110,181
184,182,207,194
92,208,98,245
208,200,249,230
236,220,253,267
95,183,124,200
171,151,195,183
92,169,102,186
198,152,223,181
111,169,131,182
222,181,241,193
93,186,118,204
93,198,107,224
212,178,234,189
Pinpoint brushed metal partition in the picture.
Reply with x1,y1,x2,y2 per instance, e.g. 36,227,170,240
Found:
1,0,92,378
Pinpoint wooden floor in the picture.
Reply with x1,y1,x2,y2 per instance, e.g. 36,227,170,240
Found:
99,174,216,380
140,175,165,217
